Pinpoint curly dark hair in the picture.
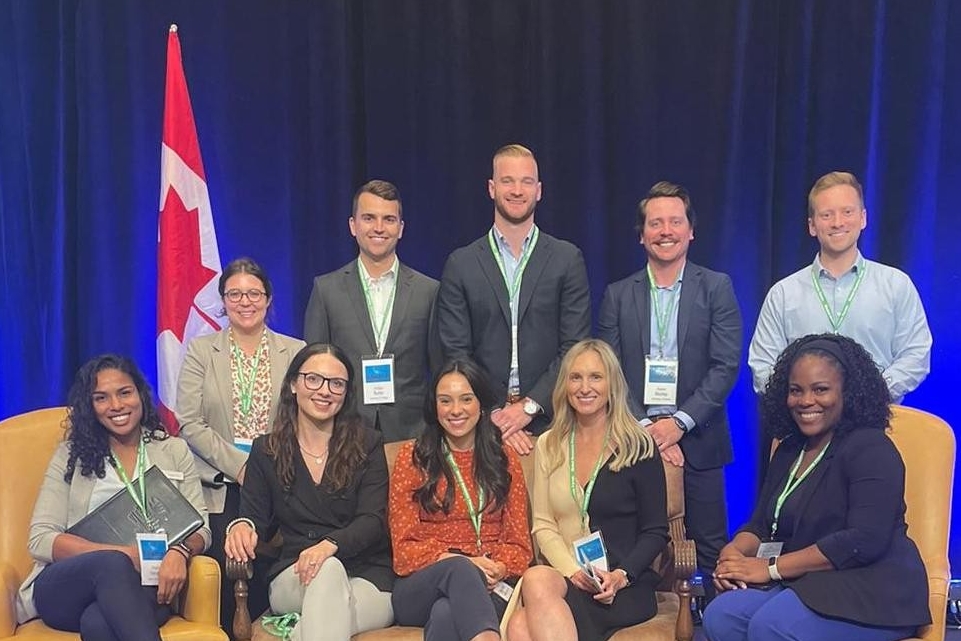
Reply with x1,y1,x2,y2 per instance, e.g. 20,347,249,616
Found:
412,359,511,515
265,343,366,492
64,354,167,481
761,333,891,441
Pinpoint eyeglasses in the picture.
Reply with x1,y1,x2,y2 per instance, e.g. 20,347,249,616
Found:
224,289,266,303
298,372,348,395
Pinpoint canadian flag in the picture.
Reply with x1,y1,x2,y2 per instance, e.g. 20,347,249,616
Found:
157,25,225,433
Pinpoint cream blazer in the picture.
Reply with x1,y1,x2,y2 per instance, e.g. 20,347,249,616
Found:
175,328,304,513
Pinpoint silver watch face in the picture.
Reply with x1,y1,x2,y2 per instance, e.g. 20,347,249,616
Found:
523,399,538,415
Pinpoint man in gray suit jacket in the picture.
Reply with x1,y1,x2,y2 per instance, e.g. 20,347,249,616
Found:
304,180,439,442
598,181,742,601
437,144,591,454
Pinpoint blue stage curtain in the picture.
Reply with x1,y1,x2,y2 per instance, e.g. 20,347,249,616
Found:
2,0,959,566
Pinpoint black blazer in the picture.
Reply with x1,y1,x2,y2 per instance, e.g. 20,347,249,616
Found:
742,429,929,628
304,260,440,442
436,230,591,433
597,261,742,470
240,427,394,591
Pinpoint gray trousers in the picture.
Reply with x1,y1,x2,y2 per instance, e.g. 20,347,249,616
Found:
269,556,393,641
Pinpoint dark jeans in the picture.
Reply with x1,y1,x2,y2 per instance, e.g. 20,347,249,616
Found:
392,556,499,641
684,464,729,602
33,549,169,641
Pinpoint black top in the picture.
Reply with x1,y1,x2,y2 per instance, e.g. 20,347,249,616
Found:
740,428,929,628
240,427,394,590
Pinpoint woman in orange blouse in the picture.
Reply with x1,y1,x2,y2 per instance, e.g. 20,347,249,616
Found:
389,359,532,641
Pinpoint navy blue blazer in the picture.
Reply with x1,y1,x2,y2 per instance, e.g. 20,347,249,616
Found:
742,429,929,628
597,261,742,470
436,230,591,433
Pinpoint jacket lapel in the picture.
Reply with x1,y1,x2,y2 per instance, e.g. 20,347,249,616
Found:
343,262,378,353
517,235,550,323
383,263,413,351
677,262,698,354
475,239,512,326
633,269,652,356
211,330,233,425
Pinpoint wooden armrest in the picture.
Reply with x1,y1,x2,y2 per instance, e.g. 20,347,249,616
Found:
671,538,696,641
226,558,254,641
0,561,19,637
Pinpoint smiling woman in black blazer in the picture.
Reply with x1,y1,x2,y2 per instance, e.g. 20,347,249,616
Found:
704,334,929,641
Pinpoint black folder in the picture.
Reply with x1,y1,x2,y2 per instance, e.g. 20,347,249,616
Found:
67,465,204,546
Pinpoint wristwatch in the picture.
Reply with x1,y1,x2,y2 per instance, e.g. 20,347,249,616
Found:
672,416,688,432
523,398,541,416
767,556,783,581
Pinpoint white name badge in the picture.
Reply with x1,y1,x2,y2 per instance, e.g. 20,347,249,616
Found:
756,541,784,558
492,580,514,602
643,355,679,406
362,354,395,405
136,532,168,586
573,530,609,573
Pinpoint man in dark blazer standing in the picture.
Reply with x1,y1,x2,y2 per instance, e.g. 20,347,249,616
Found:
598,181,742,600
436,144,591,455
304,180,439,442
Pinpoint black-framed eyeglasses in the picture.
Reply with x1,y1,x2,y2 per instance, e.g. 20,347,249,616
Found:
298,372,348,395
224,289,266,303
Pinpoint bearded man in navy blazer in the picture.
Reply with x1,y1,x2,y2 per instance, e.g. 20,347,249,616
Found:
436,144,591,455
304,180,440,442
598,181,742,601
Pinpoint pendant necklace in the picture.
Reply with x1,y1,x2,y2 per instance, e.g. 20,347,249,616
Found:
299,442,328,466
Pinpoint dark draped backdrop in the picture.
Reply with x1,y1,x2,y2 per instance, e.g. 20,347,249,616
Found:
2,1,959,569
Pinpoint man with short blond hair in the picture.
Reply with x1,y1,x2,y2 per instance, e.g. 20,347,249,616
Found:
749,171,931,401
437,144,591,454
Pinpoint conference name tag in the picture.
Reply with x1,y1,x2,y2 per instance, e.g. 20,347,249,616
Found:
643,355,678,406
362,355,395,405
756,541,783,559
136,532,168,586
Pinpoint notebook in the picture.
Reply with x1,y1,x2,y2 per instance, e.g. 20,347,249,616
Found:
67,465,204,546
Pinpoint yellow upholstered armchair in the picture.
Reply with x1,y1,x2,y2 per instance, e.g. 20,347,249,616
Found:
0,407,227,641
887,405,955,641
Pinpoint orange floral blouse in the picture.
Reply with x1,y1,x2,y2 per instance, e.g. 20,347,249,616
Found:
389,441,533,577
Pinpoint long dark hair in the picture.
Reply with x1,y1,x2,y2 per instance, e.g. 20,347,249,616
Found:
265,343,365,492
762,333,891,441
412,359,510,514
64,354,167,481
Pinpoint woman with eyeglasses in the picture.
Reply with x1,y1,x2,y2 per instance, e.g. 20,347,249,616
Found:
225,343,394,641
175,257,304,631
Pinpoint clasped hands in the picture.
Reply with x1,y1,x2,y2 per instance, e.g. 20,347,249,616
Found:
645,417,685,467
570,567,629,605
120,544,187,605
491,401,535,455
713,547,769,592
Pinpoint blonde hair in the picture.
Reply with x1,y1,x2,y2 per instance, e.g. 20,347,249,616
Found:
492,143,537,173
807,171,864,218
542,339,656,473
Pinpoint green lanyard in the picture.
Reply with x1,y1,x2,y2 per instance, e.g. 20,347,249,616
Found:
111,437,149,525
770,442,831,539
568,427,611,531
443,444,485,551
358,261,398,356
646,265,680,357
230,330,266,417
810,262,866,332
487,226,540,311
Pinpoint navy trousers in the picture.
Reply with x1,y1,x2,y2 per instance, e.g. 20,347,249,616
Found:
33,549,170,641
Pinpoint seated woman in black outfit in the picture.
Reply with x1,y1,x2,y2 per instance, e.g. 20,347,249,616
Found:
704,333,929,641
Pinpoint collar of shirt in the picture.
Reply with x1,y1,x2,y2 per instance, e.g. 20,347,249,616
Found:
813,250,865,280
357,255,399,287
650,261,687,291
491,223,536,266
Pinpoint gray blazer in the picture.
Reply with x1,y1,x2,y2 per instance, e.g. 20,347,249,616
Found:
436,231,591,433
176,327,304,513
17,435,210,623
303,260,440,442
